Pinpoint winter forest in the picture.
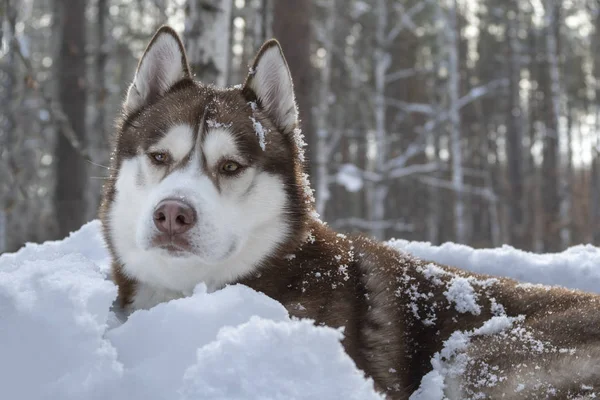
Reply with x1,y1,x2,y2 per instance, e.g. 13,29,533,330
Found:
0,0,598,254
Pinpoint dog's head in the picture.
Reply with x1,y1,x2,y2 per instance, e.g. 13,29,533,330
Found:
101,27,312,292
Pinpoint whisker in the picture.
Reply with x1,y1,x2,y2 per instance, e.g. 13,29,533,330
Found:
86,159,110,169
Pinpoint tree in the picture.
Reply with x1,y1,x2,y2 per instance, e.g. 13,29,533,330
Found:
0,0,18,253
184,0,233,86
505,0,525,246
54,0,88,238
272,0,315,187
446,0,466,244
541,0,563,252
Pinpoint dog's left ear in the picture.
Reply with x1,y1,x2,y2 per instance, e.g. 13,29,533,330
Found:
124,26,191,113
244,40,298,134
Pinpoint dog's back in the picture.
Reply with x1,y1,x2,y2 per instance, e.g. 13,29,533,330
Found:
241,219,600,398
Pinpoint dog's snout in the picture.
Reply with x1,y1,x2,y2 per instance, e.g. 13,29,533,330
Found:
153,200,196,235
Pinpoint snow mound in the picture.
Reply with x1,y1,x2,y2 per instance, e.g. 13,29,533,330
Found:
4,221,600,400
0,222,120,400
0,221,382,400
389,239,600,294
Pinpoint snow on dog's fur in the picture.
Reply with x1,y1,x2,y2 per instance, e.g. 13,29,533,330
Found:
101,26,600,399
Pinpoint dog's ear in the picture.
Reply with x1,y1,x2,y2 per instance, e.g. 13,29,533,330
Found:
243,40,298,134
124,26,191,113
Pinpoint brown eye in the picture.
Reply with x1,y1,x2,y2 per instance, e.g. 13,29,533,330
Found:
149,152,169,164
221,160,242,174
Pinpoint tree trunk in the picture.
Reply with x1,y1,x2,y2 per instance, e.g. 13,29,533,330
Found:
541,0,563,252
272,0,315,193
54,0,88,238
86,0,108,217
184,0,233,87
367,0,390,240
0,1,17,253
505,0,525,247
591,9,600,245
447,0,466,244
95,0,107,144
314,0,337,219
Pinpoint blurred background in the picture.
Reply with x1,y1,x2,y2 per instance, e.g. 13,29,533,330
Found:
0,0,598,254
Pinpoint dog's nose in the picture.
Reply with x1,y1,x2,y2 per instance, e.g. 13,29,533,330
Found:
153,200,196,235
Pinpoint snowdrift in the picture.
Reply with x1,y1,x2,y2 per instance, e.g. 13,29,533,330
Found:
0,221,381,400
2,221,600,400
388,239,600,295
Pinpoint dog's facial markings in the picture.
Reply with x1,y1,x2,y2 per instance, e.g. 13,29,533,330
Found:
147,124,195,168
105,27,307,311
135,163,145,187
109,100,292,293
242,174,258,199
203,128,241,169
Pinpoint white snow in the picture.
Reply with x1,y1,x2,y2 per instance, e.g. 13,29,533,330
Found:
0,221,381,400
247,101,266,151
4,222,600,399
249,116,266,151
410,315,523,400
207,119,233,129
292,127,307,163
301,172,316,203
388,240,600,294
443,276,481,315
336,163,364,192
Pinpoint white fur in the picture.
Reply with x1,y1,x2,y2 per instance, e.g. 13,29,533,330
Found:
247,45,298,133
203,128,239,168
149,124,195,163
125,33,187,113
108,127,291,310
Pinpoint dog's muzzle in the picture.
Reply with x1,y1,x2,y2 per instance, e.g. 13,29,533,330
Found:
151,199,196,254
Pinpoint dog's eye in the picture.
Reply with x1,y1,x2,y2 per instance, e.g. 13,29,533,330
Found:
149,152,170,164
220,160,242,174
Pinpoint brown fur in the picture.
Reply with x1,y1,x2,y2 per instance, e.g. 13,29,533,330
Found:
238,222,600,398
101,27,600,399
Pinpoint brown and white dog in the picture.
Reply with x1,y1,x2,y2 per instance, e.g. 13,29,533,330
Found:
100,26,600,399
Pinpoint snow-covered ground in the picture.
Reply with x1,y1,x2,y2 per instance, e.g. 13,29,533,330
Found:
2,221,600,400
389,239,600,295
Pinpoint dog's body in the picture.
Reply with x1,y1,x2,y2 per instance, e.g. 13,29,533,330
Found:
100,27,600,399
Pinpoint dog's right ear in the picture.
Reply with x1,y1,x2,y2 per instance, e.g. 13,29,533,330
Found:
243,40,298,134
124,26,191,114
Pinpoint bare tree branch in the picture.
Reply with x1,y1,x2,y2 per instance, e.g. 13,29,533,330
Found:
386,0,431,43
335,161,439,184
385,67,432,84
386,98,436,115
417,175,498,202
11,36,90,159
457,78,509,110
389,162,439,179
332,217,414,232
384,140,426,171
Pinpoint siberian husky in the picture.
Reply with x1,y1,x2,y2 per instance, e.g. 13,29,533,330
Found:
100,26,600,399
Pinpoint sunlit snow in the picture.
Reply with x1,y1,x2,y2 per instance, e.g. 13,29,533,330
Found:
2,221,600,399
